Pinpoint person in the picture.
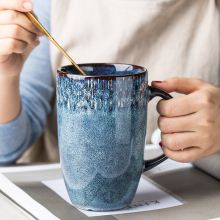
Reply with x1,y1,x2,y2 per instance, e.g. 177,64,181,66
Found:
0,0,219,165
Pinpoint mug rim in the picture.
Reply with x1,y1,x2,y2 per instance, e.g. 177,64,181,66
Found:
57,63,147,78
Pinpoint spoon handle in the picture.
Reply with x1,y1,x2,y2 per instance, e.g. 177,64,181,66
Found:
24,12,86,76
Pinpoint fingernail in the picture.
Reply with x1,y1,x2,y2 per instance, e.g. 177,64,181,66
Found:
23,1,33,10
159,142,163,148
152,81,162,83
38,32,44,37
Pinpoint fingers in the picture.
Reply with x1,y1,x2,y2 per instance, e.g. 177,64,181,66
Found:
0,0,34,12
161,144,202,163
0,10,42,36
0,38,28,55
151,77,205,95
158,113,196,133
0,25,38,49
157,89,217,119
156,92,201,117
161,132,198,151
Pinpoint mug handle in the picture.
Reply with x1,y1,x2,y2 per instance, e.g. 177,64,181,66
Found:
143,86,173,172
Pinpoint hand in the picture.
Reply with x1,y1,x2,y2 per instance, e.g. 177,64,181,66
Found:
0,0,43,78
0,0,43,124
151,78,220,163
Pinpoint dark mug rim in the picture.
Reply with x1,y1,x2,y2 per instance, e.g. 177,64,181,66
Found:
57,63,147,78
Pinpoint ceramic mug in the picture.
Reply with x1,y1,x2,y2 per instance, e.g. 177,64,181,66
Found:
56,63,172,211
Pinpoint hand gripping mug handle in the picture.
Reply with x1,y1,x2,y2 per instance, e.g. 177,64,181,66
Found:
143,86,173,172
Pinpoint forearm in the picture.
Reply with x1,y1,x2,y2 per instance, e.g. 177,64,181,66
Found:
0,0,52,164
0,107,30,164
0,74,21,124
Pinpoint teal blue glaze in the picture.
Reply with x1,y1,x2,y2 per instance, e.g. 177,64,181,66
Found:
57,64,149,211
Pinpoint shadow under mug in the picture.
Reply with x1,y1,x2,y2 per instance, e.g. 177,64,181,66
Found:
56,63,172,211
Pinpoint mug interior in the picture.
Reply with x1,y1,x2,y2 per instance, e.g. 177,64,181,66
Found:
59,63,146,77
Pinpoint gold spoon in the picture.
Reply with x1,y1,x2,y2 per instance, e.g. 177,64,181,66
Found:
24,11,86,76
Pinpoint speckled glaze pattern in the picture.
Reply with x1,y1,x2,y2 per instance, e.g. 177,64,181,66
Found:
57,64,149,211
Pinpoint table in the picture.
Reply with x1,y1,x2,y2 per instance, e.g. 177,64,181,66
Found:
1,148,220,220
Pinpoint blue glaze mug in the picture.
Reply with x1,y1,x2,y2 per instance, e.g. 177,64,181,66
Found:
56,63,172,211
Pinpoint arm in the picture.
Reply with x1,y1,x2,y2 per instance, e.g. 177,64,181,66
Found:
0,0,53,164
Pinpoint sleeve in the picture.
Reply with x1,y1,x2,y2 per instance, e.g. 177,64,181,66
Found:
0,0,53,165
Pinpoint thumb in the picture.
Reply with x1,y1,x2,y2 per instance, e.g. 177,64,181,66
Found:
151,77,205,95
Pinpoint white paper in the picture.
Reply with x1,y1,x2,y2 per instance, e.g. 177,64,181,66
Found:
0,173,60,220
42,177,184,217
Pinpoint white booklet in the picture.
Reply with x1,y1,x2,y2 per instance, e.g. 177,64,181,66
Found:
42,175,185,217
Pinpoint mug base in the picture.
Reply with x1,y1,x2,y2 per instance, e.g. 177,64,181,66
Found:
73,203,131,212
